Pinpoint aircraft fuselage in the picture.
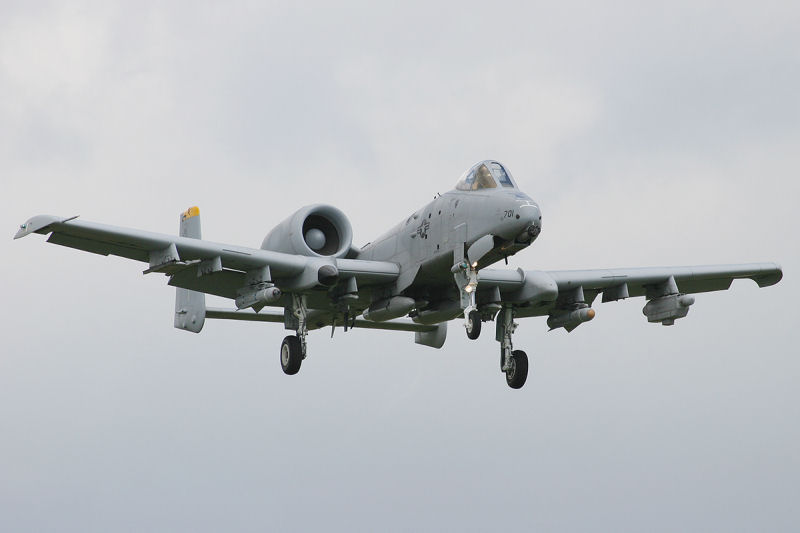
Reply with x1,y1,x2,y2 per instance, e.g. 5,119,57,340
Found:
359,181,542,287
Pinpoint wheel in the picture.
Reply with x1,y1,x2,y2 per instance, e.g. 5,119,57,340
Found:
505,350,529,389
280,335,303,375
466,310,482,340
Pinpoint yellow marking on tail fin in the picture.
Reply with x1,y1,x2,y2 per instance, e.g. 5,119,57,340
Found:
181,206,200,220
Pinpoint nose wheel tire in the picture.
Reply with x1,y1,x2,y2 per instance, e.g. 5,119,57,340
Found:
466,310,482,340
280,335,303,375
505,350,528,389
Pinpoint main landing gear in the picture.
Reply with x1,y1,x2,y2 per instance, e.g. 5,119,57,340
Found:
277,289,529,389
280,294,308,375
505,350,528,389
498,305,529,389
280,335,303,375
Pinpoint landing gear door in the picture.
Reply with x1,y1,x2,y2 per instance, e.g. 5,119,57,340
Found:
430,196,446,257
452,222,467,263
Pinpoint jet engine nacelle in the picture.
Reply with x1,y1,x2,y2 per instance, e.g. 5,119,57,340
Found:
261,204,354,259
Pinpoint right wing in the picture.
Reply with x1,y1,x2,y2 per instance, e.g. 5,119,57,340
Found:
14,213,399,298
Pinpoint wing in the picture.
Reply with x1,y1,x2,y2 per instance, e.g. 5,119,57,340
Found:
479,263,782,330
14,213,399,298
545,264,783,302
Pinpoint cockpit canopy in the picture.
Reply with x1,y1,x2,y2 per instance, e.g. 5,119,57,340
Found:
455,160,517,191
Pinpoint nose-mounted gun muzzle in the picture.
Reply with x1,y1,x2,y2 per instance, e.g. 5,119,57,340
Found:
517,222,541,243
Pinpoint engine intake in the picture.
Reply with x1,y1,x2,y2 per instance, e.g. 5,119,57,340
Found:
261,204,353,259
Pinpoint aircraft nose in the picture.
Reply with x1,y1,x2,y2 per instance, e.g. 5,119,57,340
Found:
515,202,542,243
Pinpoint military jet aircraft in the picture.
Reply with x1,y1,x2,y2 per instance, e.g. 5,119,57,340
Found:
14,160,782,389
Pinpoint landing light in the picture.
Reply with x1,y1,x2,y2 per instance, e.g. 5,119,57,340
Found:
472,261,478,268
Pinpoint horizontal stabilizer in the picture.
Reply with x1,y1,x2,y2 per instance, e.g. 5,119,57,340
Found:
205,307,442,334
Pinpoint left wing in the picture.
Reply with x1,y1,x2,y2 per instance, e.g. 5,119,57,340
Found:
479,263,782,329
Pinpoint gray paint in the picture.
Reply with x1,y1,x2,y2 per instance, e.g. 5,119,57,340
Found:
173,209,205,333
14,161,782,382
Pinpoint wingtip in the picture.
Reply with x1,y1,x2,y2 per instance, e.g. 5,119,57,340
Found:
14,214,67,240
13,218,35,239
754,263,783,288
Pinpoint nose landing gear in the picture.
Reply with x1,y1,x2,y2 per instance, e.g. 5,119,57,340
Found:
453,260,482,340
465,310,481,339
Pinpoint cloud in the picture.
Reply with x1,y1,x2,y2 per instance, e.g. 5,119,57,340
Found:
1,2,798,532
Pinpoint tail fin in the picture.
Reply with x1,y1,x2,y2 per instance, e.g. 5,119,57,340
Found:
174,206,206,333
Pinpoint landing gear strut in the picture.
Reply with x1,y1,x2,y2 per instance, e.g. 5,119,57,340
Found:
497,305,529,389
280,294,308,375
453,260,481,340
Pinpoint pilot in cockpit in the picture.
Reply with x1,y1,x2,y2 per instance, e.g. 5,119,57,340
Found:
473,164,497,189
456,160,517,191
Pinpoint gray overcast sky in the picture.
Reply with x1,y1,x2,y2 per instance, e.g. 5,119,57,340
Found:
1,2,798,531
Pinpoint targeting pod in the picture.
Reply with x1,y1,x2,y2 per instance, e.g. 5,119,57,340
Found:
643,294,695,325
547,307,596,332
